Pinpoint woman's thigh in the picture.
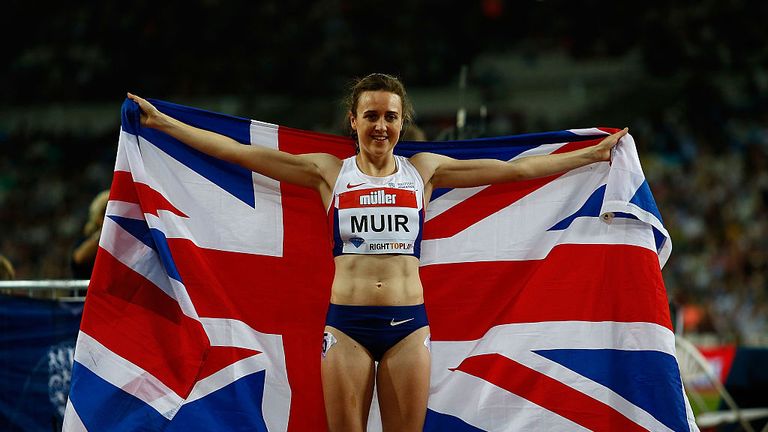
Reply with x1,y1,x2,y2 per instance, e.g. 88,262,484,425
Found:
321,325,376,432
375,326,431,432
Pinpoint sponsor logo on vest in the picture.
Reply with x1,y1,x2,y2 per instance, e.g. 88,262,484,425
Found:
350,236,365,248
351,214,409,233
368,242,413,251
360,190,396,205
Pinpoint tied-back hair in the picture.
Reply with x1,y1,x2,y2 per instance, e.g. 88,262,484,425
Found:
0,255,14,280
84,190,110,236
343,73,415,152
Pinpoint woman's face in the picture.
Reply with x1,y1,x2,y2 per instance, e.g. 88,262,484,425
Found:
350,90,403,158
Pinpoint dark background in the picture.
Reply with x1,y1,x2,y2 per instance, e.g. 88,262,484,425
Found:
2,0,767,347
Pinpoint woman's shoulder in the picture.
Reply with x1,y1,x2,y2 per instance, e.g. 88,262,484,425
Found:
406,152,446,186
407,151,446,170
407,151,433,162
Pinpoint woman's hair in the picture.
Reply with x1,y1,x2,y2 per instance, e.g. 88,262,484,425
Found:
0,254,14,280
343,73,415,141
84,190,110,236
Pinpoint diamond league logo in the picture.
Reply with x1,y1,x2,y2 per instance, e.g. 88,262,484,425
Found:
47,341,75,418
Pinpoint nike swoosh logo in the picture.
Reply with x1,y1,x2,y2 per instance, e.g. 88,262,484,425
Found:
347,182,365,189
390,318,415,326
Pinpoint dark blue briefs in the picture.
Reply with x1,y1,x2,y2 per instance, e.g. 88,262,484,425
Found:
325,303,429,361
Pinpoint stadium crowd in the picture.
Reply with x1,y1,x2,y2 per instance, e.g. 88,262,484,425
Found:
2,1,766,346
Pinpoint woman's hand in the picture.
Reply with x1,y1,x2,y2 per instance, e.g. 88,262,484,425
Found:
592,127,629,162
126,92,166,129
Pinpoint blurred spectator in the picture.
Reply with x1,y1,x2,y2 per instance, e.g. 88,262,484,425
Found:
402,123,427,141
70,190,109,279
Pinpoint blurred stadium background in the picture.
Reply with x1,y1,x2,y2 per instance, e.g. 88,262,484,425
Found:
1,0,768,429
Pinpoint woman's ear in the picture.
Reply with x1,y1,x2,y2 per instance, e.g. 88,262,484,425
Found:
349,111,357,131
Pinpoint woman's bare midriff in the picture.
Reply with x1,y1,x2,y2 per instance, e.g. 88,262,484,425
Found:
330,254,423,306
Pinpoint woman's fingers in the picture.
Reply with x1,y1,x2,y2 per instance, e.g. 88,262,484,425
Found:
126,92,156,126
603,127,629,149
127,92,151,111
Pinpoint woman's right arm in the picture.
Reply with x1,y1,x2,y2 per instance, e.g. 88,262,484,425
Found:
127,93,338,191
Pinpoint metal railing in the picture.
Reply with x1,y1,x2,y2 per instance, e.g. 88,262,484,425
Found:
0,280,89,301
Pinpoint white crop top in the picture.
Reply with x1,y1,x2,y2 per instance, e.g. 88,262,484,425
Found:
328,156,425,257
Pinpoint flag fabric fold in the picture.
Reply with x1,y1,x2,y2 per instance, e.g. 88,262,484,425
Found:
64,98,696,431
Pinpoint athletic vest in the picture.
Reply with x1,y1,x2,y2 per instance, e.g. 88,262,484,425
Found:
328,156,425,257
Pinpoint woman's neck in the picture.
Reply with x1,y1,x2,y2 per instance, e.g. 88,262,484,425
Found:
355,152,397,177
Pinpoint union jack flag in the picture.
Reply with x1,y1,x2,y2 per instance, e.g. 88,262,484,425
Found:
63,98,697,431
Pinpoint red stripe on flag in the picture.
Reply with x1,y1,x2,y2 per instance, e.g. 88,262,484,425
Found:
82,248,209,397
456,353,648,432
277,128,351,431
109,170,187,217
197,346,262,381
278,126,355,159
165,191,335,431
597,127,620,135
423,140,599,240
135,182,188,217
423,243,671,341
110,171,140,204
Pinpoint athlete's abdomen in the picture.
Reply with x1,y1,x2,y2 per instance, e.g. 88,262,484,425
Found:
330,254,424,306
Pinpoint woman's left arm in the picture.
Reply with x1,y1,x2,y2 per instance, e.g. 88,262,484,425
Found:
417,128,628,189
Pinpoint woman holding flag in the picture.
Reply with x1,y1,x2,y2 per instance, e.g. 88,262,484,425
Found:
128,73,626,432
